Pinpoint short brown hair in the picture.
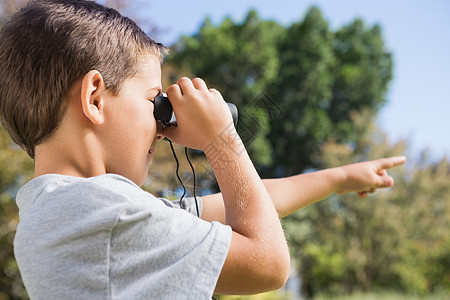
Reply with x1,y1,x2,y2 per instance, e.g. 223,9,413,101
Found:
0,0,166,158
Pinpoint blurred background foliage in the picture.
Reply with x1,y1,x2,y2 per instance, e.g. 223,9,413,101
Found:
0,1,449,299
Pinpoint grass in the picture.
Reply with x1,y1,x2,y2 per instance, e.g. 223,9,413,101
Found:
313,290,450,300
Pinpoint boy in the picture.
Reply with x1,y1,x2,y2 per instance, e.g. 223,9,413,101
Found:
0,0,405,299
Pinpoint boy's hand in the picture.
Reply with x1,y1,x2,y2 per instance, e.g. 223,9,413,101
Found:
336,156,406,198
163,77,235,151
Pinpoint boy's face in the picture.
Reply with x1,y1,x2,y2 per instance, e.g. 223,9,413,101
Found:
101,55,163,186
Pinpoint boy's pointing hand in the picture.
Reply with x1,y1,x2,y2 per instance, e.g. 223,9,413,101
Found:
336,156,407,198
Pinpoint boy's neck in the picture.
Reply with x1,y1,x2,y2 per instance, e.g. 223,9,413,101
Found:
34,131,106,179
34,78,108,179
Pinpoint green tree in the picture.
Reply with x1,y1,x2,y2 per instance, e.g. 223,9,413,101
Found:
167,10,285,166
267,9,393,177
285,121,450,297
390,154,450,294
266,7,335,176
167,7,393,178
0,126,33,299
329,19,393,143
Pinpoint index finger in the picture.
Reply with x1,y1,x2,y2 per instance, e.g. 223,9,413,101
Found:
176,77,196,95
192,77,208,91
376,156,407,170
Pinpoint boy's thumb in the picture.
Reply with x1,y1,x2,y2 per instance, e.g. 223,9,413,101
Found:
382,176,394,188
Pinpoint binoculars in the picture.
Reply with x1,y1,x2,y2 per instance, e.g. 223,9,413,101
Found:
153,94,238,127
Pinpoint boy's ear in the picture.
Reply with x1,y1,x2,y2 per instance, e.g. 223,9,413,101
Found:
80,70,106,125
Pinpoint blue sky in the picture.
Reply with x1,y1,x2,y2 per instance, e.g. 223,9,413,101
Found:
137,0,450,161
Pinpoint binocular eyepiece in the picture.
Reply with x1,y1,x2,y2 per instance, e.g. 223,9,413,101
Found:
153,94,238,127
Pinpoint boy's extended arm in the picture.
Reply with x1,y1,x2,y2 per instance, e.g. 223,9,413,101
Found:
201,156,406,223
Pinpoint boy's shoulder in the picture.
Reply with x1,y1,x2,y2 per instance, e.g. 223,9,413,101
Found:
16,173,160,216
19,173,140,198
15,173,203,223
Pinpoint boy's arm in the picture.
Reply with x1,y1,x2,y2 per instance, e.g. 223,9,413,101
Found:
201,156,407,223
163,78,290,295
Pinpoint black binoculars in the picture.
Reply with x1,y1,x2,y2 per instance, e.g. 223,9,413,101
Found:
153,94,238,127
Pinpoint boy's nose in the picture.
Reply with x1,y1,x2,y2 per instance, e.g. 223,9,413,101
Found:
156,122,165,141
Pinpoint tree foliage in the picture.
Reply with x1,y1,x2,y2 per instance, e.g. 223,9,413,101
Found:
167,7,393,177
285,123,450,297
0,126,33,299
168,10,285,166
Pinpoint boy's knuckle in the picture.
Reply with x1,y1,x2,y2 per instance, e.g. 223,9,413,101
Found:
167,84,177,91
177,77,191,85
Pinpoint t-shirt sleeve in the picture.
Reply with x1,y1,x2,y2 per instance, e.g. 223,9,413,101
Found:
158,196,203,217
109,195,231,299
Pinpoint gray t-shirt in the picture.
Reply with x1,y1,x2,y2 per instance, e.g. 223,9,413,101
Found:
14,174,231,300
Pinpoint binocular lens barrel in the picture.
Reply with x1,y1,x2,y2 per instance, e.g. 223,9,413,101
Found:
154,95,238,127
